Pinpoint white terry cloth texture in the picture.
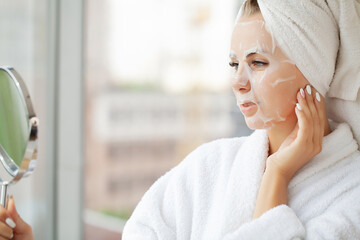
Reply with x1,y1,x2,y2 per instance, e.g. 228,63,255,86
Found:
122,120,360,239
239,0,360,147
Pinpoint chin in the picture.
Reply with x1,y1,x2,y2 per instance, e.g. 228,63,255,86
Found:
244,117,276,130
243,107,294,130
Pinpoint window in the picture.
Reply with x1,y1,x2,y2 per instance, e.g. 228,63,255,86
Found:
83,0,250,239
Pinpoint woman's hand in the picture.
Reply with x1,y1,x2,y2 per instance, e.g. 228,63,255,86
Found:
0,196,33,240
266,85,328,183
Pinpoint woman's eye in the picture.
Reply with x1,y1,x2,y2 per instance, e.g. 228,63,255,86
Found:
229,62,239,70
251,60,268,67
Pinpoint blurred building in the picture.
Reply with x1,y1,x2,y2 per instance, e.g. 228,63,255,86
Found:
85,91,246,213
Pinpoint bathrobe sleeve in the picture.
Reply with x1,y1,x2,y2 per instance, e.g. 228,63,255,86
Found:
121,142,207,240
121,170,180,240
121,169,182,240
223,189,360,240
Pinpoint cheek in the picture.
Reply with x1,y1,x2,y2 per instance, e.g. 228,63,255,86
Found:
253,69,298,115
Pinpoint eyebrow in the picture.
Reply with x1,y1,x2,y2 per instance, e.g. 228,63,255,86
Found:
244,47,270,59
229,48,270,60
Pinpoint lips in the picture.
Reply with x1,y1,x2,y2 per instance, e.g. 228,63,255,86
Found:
241,101,255,107
239,101,257,114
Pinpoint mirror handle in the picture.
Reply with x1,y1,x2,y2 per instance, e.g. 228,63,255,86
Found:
0,183,8,208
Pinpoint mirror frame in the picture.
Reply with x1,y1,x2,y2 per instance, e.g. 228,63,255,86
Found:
0,66,38,185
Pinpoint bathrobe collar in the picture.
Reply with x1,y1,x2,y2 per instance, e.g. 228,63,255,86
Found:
220,120,358,236
288,120,359,189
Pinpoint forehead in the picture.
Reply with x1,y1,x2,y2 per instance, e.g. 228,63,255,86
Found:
231,14,275,56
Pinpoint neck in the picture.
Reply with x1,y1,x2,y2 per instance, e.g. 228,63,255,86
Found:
266,114,332,156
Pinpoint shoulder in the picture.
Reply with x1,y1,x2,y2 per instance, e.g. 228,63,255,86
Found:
178,136,249,173
145,136,250,192
185,136,248,162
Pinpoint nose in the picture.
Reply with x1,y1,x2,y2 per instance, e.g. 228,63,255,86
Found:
231,63,251,93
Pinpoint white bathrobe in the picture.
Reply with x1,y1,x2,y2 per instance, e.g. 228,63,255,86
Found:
122,120,360,239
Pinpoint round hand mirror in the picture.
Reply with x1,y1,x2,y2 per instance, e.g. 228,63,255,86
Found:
0,66,38,207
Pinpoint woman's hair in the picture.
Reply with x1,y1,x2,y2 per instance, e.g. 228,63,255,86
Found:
242,0,260,16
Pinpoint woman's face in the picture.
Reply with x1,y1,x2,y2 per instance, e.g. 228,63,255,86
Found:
230,13,309,129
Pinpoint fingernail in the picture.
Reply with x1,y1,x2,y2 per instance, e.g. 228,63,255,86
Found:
316,92,321,102
300,88,305,98
10,233,13,239
306,85,312,95
5,218,16,228
296,103,302,110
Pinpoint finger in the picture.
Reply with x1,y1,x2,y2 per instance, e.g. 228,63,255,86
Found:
307,86,321,150
7,197,32,236
295,90,308,143
6,197,18,222
0,205,15,240
297,87,312,143
311,92,322,155
298,87,311,117
314,91,325,148
0,222,13,239
313,90,324,156
0,205,9,222
0,206,15,229
305,85,318,145
314,91,325,132
0,236,8,240
305,85,317,118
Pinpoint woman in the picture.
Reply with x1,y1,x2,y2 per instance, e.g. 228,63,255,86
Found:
123,0,360,239
2,0,359,239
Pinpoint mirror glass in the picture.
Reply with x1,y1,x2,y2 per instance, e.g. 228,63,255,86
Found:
0,66,38,207
0,69,30,168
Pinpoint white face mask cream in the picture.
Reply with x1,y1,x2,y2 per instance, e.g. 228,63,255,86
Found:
230,13,309,130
